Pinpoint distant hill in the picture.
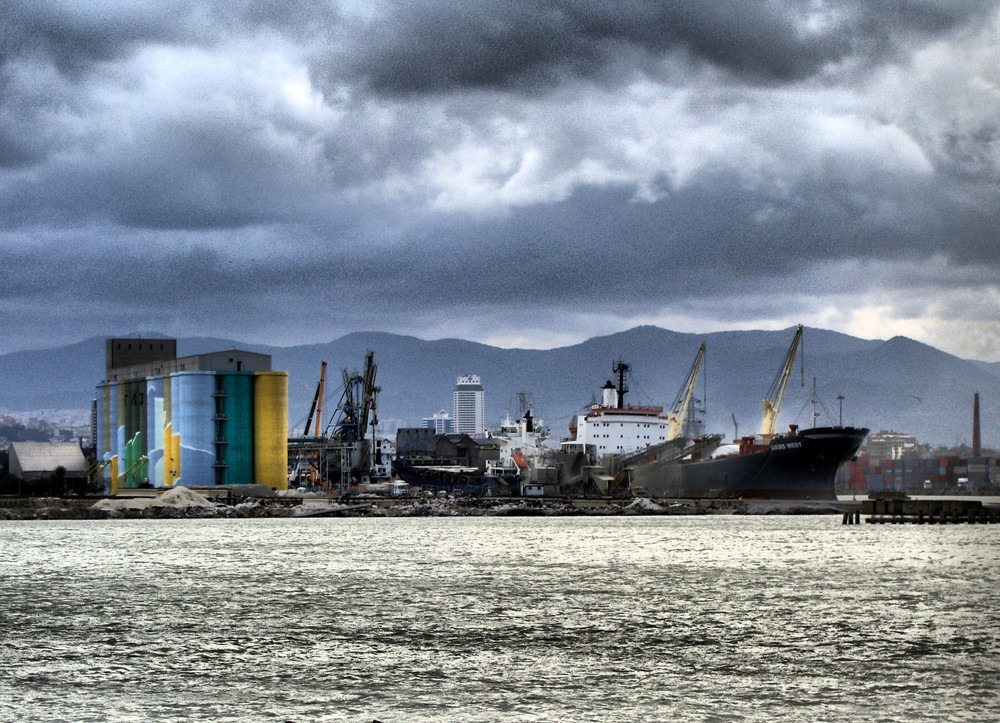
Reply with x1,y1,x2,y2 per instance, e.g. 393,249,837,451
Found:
0,326,997,448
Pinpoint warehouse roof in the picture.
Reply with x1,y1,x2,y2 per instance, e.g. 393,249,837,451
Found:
9,442,88,477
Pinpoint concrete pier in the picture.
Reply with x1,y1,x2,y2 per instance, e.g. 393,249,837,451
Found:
860,497,999,524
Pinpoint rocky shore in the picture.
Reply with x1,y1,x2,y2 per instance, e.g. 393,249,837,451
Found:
0,486,848,520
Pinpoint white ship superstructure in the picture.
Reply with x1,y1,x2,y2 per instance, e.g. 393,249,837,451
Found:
488,409,549,472
570,362,668,457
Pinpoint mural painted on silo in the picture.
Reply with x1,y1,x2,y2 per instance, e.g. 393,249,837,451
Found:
172,372,217,485
97,371,287,491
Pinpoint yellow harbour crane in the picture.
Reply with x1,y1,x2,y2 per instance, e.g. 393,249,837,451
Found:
666,341,706,441
758,325,803,441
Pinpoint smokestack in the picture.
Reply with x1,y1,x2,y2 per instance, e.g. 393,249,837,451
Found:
972,392,981,457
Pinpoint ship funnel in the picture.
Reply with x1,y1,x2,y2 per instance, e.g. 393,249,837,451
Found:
602,381,617,407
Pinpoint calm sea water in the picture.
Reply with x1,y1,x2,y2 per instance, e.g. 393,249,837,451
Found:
1,516,998,722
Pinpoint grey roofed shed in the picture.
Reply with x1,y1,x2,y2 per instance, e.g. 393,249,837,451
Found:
8,442,88,480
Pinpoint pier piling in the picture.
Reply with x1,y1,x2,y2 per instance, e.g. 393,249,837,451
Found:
858,497,998,525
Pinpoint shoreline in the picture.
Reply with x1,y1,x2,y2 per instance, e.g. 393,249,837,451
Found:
0,492,852,520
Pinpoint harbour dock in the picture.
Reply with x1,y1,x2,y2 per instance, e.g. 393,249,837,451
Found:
844,496,1000,524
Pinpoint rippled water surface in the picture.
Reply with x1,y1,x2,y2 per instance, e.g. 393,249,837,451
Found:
2,516,998,722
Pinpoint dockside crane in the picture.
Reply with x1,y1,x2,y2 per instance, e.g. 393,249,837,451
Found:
319,351,381,488
302,361,328,437
758,324,803,441
666,342,706,441
325,351,378,443
287,352,382,490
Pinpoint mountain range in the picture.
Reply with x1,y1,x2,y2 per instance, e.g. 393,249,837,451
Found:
1,326,998,448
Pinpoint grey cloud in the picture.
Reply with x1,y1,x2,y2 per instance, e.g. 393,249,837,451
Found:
0,2,289,67
0,2,190,76
344,0,997,94
0,1,998,360
3,1,993,93
4,143,994,318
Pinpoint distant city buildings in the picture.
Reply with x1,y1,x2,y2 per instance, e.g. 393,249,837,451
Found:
423,410,454,435
838,426,998,493
0,410,91,451
865,430,918,466
453,374,485,437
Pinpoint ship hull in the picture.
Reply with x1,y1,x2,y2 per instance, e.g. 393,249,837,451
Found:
630,426,868,500
391,459,513,495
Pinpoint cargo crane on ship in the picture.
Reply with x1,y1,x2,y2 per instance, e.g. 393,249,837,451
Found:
758,324,803,442
666,341,706,442
606,343,721,494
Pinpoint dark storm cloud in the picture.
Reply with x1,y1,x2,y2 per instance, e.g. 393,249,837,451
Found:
346,0,997,93
1,1,999,359
366,177,941,308
3,1,991,90
0,1,337,75
0,2,187,75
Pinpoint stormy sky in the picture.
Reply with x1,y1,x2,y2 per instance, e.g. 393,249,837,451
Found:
2,1,999,360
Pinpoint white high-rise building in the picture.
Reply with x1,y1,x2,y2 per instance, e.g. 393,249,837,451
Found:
453,375,485,437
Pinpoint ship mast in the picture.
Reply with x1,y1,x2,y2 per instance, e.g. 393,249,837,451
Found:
758,325,803,441
667,342,706,441
612,360,629,408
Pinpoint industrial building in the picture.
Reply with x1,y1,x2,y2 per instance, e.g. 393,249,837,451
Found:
8,442,88,481
96,339,287,492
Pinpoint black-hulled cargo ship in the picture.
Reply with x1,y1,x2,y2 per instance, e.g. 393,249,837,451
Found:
569,325,869,500
629,424,869,500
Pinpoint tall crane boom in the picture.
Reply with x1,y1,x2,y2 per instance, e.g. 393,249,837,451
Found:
326,351,378,443
666,342,706,441
758,325,803,440
359,350,379,434
302,361,327,437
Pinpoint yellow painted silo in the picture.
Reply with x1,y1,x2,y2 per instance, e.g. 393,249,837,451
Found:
253,372,288,490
